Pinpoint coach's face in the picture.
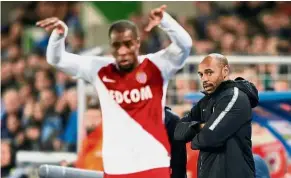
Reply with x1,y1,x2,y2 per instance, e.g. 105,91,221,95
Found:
198,57,228,94
110,29,140,72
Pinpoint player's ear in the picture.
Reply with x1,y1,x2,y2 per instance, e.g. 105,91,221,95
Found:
136,37,141,48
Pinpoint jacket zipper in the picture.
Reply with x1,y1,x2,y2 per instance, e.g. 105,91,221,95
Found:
200,155,203,172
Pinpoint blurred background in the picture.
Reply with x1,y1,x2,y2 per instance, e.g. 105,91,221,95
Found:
1,1,291,178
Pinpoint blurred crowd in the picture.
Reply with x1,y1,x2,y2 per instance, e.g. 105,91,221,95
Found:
129,1,291,104
1,1,291,177
133,2,291,56
1,2,85,177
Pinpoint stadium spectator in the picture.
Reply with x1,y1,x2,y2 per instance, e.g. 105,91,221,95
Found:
1,114,25,151
22,120,41,151
34,69,55,93
1,140,16,178
2,89,21,116
18,82,34,104
1,62,16,95
59,88,78,152
274,80,289,91
55,71,71,97
67,29,85,53
2,114,20,138
170,74,198,105
39,89,63,151
74,105,103,171
254,154,271,178
1,89,23,138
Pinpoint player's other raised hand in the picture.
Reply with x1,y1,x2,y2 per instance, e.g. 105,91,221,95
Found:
144,4,167,32
36,17,66,35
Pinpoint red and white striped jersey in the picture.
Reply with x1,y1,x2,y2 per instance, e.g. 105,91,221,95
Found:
46,12,192,178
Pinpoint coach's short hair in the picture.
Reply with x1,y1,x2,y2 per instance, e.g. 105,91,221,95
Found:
108,20,139,38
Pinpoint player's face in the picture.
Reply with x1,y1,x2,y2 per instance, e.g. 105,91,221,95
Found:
110,30,140,72
198,57,227,94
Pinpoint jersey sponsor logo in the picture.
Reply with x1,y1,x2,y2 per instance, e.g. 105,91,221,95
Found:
102,76,116,83
109,85,153,104
136,71,147,84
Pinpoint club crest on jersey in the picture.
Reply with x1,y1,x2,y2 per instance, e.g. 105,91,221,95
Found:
136,72,147,84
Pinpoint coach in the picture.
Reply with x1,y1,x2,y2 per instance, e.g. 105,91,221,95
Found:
174,53,259,178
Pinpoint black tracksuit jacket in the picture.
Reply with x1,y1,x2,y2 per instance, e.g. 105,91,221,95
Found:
174,77,259,178
165,107,187,178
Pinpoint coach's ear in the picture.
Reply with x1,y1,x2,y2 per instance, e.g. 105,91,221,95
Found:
136,37,141,48
223,65,230,79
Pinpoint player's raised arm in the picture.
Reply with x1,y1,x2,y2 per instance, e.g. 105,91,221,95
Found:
36,17,113,83
145,5,192,79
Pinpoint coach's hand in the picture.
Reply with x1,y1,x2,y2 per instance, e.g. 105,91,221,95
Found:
36,17,66,35
144,4,167,32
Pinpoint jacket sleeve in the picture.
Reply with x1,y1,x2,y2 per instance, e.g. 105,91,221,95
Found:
180,101,202,122
46,22,114,83
191,87,251,150
146,12,192,80
174,101,202,142
165,110,187,178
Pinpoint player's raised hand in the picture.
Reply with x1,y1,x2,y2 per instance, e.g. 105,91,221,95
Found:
144,4,167,32
36,17,66,35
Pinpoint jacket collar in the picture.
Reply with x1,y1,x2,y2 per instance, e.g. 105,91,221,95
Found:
200,80,236,97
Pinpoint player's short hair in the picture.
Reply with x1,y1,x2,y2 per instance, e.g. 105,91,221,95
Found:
108,20,139,39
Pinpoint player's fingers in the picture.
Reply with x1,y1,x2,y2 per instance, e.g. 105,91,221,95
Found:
41,18,59,27
152,8,164,18
36,21,49,27
36,18,58,27
44,23,61,32
36,18,51,26
151,8,163,17
152,5,166,15
153,8,162,14
45,23,64,31
42,22,60,31
149,12,156,21
37,21,51,28
149,10,155,17
36,21,43,26
160,4,167,11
